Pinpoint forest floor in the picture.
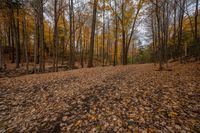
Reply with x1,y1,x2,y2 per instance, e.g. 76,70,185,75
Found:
0,62,200,133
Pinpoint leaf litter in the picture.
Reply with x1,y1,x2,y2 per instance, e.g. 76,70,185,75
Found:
0,63,200,132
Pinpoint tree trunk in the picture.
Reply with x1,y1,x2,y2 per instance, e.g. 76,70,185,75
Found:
39,0,45,72
131,43,134,64
151,14,156,66
34,17,38,73
61,37,64,65
106,19,110,65
53,0,59,72
36,22,40,65
155,0,162,70
8,26,12,60
69,0,75,68
23,15,29,73
195,0,199,58
15,2,20,68
121,2,127,65
48,25,51,59
88,0,98,68
80,27,84,68
122,29,126,65
0,40,2,70
102,0,105,66
62,14,67,66
11,17,15,63
177,0,186,63
195,0,199,41
173,1,177,59
96,33,99,59
126,0,142,60
113,2,118,66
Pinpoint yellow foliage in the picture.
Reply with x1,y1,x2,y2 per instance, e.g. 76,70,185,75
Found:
168,112,178,118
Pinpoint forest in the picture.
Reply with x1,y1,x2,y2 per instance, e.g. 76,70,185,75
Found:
0,0,200,132
0,0,198,73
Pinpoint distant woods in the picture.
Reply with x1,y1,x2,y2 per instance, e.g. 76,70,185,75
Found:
149,0,199,70
0,0,199,73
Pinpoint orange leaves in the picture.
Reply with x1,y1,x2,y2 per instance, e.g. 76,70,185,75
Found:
168,111,178,118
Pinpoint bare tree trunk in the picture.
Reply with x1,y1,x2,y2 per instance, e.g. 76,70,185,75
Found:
77,13,84,68
80,27,84,68
8,26,12,60
177,0,186,63
61,37,64,65
62,14,66,66
102,0,105,66
106,19,110,65
195,0,199,41
113,1,118,66
83,35,86,64
15,1,20,68
84,35,87,64
34,17,38,73
88,0,98,68
53,0,59,72
173,0,177,59
121,2,126,65
96,33,99,60
151,14,156,66
11,17,15,63
164,1,169,68
195,0,199,59
36,23,40,65
69,0,75,68
155,0,162,70
39,0,45,72
125,0,142,63
23,15,29,74
21,29,25,67
131,43,134,64
0,40,2,70
48,25,51,60
22,15,29,73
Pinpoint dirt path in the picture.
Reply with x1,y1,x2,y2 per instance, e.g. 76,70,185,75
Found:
0,63,200,132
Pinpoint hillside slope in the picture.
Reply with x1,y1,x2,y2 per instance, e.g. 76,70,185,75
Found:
0,63,200,132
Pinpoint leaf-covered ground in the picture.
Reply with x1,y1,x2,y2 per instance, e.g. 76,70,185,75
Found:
0,63,200,133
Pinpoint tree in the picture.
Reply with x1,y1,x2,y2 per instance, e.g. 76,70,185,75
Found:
195,0,199,42
0,38,2,70
149,0,171,70
195,0,199,58
69,0,75,68
53,0,58,72
109,0,143,65
52,0,66,72
31,0,45,72
113,0,118,66
22,7,29,73
16,0,21,68
102,0,105,66
39,0,45,72
88,0,98,68
177,0,186,63
149,0,163,69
